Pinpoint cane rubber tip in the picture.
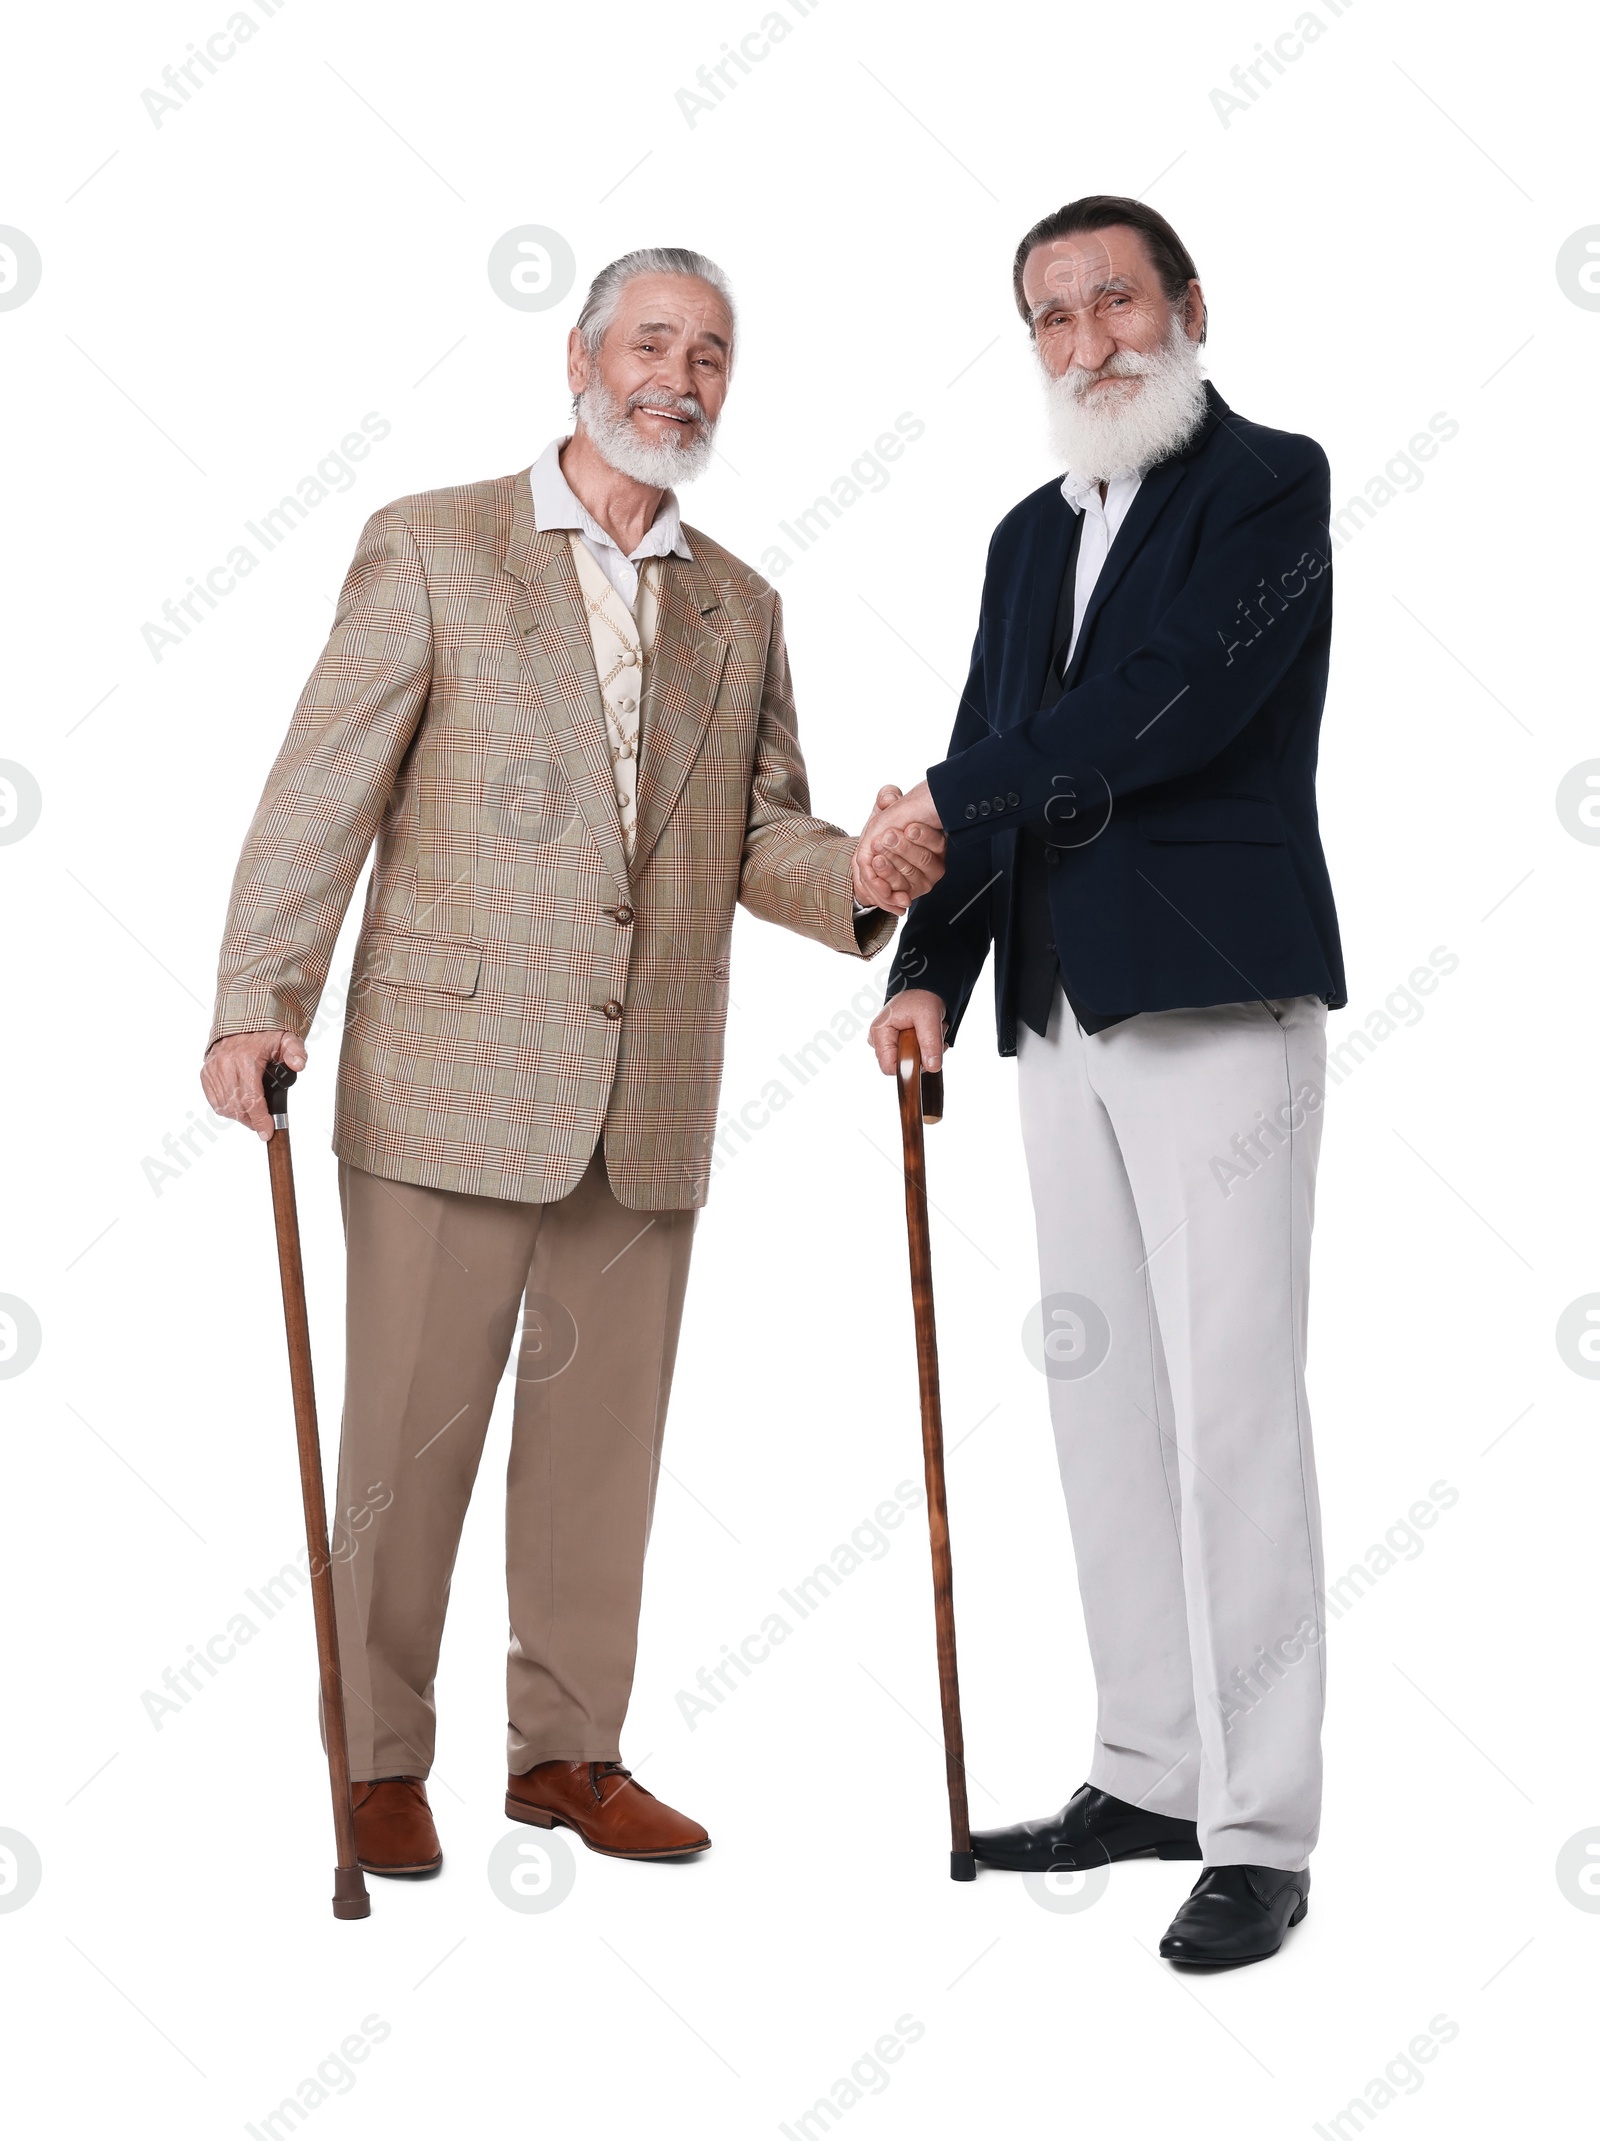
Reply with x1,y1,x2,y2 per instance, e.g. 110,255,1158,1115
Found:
950,1850,977,1883
332,1868,371,1919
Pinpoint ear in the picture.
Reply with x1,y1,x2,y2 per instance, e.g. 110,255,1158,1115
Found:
566,325,589,399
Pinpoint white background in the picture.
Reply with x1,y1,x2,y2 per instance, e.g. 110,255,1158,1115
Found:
3,0,1597,2133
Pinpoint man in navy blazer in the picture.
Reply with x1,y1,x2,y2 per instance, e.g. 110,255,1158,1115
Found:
869,196,1344,1968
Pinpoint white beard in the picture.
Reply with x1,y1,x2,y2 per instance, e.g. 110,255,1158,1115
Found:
576,377,717,488
1042,313,1208,483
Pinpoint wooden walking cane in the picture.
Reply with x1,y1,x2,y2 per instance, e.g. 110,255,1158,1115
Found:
895,1028,976,1882
262,1062,371,1921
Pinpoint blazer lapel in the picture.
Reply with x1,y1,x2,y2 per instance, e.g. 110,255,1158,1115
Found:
501,488,631,899
1022,493,1082,717
632,553,729,870
1063,382,1228,688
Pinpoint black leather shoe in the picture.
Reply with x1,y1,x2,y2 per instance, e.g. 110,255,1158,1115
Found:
1158,1865,1309,1967
971,1783,1201,1871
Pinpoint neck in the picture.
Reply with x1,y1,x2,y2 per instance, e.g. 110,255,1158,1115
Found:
559,427,664,555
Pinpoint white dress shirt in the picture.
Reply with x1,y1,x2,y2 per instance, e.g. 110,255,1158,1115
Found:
1060,466,1143,671
527,436,692,608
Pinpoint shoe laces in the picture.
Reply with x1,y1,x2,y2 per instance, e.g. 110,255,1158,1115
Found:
587,1761,652,1806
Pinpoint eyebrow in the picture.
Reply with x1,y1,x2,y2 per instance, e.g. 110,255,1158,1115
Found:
1030,274,1136,322
631,319,730,351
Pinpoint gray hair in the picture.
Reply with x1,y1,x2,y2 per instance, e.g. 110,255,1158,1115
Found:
574,247,737,366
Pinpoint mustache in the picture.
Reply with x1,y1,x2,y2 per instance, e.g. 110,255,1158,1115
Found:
624,387,708,427
1058,347,1161,401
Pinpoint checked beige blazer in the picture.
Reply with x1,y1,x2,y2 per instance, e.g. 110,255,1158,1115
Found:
209,468,893,1210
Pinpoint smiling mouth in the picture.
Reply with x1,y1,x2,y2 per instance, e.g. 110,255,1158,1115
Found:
634,404,694,426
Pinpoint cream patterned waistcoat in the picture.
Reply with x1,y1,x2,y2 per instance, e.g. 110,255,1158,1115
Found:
566,532,664,860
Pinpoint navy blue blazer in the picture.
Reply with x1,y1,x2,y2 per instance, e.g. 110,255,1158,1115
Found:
892,382,1346,1054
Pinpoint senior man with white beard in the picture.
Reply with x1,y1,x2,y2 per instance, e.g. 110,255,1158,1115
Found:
866,198,1346,1967
202,247,942,1880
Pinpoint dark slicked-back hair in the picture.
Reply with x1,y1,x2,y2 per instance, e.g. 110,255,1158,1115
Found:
1012,196,1206,345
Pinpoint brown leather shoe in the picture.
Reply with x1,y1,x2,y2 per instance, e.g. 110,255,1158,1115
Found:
351,1777,442,1877
506,1762,710,1860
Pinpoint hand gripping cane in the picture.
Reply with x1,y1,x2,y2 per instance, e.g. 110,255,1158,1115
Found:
262,1063,370,1921
894,1029,975,1881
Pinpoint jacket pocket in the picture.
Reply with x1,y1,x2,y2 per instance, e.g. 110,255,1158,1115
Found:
360,925,483,997
1137,797,1286,844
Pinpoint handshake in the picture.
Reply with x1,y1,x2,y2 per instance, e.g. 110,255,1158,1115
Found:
850,779,946,916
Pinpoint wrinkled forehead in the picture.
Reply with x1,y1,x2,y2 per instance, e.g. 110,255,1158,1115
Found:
606,273,734,349
1022,229,1155,314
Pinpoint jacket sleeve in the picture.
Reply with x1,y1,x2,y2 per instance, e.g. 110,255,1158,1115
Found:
737,591,894,961
882,603,1000,1045
926,442,1332,842
207,506,434,1047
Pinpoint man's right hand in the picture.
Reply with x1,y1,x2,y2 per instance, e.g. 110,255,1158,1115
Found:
852,785,946,914
201,1030,309,1141
869,990,947,1075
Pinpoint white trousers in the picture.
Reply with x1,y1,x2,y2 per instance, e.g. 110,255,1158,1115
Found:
1017,987,1329,1869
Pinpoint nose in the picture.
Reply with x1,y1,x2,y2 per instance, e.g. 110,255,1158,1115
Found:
650,349,695,399
1074,319,1118,375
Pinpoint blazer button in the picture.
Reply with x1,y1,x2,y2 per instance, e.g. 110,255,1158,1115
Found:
993,795,1006,812
965,804,977,822
609,902,635,925
1007,792,1019,807
602,999,624,1020
978,801,991,817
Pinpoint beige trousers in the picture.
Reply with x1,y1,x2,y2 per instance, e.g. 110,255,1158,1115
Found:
330,1148,696,1780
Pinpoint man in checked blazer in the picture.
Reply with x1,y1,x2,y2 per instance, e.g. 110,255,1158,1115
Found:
202,247,943,1875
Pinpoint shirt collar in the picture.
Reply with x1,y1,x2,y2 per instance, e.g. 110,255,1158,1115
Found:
529,436,693,563
1060,464,1145,515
